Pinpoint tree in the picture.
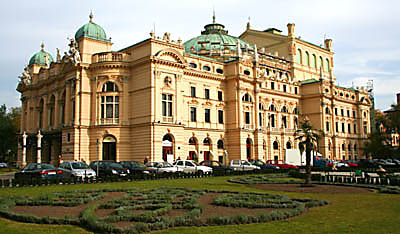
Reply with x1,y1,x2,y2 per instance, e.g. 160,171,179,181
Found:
0,105,20,163
387,103,400,134
294,120,324,186
363,131,394,159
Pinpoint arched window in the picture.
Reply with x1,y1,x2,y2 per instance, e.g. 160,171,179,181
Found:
319,56,323,69
354,144,357,152
305,52,310,66
269,104,276,111
286,141,292,149
297,49,302,64
242,93,252,102
259,103,265,110
217,140,224,149
348,144,351,151
342,144,345,151
203,138,211,145
325,58,330,72
312,54,317,68
100,82,120,123
48,95,55,127
281,106,287,113
203,65,211,71
273,141,279,150
60,91,66,124
325,107,330,114
189,63,197,68
293,107,299,114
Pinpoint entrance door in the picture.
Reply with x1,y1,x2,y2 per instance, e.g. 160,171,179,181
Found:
189,151,196,160
103,136,116,161
204,151,210,161
163,147,172,161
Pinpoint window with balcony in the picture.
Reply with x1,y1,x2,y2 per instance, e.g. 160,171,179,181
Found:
245,112,250,125
326,121,330,132
162,94,173,121
190,87,196,97
205,89,210,99
218,91,223,101
190,107,197,122
205,108,210,123
218,110,224,124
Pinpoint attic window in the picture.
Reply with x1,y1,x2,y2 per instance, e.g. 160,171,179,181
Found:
189,63,197,68
325,89,329,93
352,95,355,99
244,70,250,75
340,92,343,97
203,65,211,71
216,68,223,74
345,94,349,98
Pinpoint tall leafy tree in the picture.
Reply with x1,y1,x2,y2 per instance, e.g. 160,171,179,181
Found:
294,120,324,186
0,105,20,162
387,103,400,134
363,131,393,159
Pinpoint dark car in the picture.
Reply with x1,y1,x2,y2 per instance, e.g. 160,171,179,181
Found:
119,161,155,174
199,160,232,174
89,160,129,177
249,160,280,169
14,163,70,180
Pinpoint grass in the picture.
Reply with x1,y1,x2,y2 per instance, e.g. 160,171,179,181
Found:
0,175,399,233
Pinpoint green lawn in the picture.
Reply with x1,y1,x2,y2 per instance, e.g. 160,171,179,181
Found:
0,176,399,234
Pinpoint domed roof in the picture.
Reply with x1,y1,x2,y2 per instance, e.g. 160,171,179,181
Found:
183,16,250,54
75,13,110,42
28,43,54,66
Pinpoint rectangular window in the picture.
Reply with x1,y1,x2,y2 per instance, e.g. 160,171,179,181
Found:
335,122,339,132
335,108,338,115
342,122,345,132
326,121,330,131
341,109,344,116
347,110,350,117
191,87,196,97
205,108,210,123
283,85,287,92
205,89,210,99
354,124,357,133
271,82,275,90
162,94,173,117
218,91,223,101
294,87,298,94
348,123,351,133
271,114,275,128
353,110,356,118
218,110,224,124
190,107,197,122
245,112,250,124
259,113,263,127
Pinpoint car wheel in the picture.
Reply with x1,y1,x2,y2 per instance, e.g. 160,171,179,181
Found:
198,170,204,176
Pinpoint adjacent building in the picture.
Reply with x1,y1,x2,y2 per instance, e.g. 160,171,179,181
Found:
16,14,373,166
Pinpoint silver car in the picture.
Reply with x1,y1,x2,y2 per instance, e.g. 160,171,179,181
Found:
59,161,96,178
146,161,183,173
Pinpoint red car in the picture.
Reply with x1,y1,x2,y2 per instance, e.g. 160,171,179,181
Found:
266,160,298,169
345,160,358,167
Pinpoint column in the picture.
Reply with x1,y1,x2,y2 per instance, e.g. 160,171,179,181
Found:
22,132,27,167
37,130,43,163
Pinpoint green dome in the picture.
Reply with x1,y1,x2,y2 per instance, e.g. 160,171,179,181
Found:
183,19,250,53
75,13,110,42
28,43,54,66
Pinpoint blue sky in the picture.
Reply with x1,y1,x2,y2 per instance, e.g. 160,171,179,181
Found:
1,0,399,111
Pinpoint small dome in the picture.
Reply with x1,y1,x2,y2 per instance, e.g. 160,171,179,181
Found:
75,12,110,42
28,43,54,66
183,16,250,54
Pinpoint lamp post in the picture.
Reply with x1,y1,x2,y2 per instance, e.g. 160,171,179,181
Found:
22,132,27,167
37,131,42,163
96,139,99,177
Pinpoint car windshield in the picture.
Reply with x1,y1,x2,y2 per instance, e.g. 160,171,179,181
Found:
255,161,264,166
108,162,123,169
37,164,56,170
191,161,199,166
242,161,250,166
130,161,146,168
71,162,89,169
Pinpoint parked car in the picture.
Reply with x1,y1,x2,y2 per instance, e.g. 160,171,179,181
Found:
59,161,96,178
14,163,70,180
345,160,359,167
0,162,8,168
199,160,233,174
173,160,213,174
146,161,183,174
230,160,260,171
266,160,298,169
249,160,279,169
89,160,129,177
335,161,349,168
119,161,155,174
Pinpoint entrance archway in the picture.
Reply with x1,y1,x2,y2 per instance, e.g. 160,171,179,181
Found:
203,137,212,161
162,134,174,162
103,135,116,161
246,138,252,161
188,137,198,161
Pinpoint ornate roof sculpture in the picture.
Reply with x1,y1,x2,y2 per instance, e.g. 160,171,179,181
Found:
28,42,54,66
183,13,252,61
75,12,110,42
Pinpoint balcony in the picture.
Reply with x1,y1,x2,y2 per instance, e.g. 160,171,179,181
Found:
100,118,119,125
92,52,131,63
162,116,174,123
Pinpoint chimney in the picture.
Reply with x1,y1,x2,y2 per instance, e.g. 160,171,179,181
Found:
397,93,400,105
287,23,295,38
324,39,332,51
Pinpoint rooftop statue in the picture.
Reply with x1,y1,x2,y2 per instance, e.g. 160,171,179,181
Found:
67,38,81,64
19,65,31,85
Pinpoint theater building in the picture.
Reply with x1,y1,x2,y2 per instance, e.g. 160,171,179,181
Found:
16,14,372,166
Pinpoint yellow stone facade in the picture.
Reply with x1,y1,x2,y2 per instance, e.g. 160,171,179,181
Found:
17,15,372,166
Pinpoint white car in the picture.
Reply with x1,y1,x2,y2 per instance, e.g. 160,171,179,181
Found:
59,161,96,178
230,160,260,171
173,160,213,174
335,161,349,168
146,161,183,173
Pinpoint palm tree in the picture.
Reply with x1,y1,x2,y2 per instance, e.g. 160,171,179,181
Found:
294,120,324,186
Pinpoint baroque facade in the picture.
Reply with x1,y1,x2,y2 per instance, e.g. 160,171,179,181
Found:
16,14,373,166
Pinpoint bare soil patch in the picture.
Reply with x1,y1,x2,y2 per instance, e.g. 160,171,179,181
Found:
11,192,126,218
248,184,372,194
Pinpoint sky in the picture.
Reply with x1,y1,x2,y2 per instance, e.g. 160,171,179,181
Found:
1,0,399,111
